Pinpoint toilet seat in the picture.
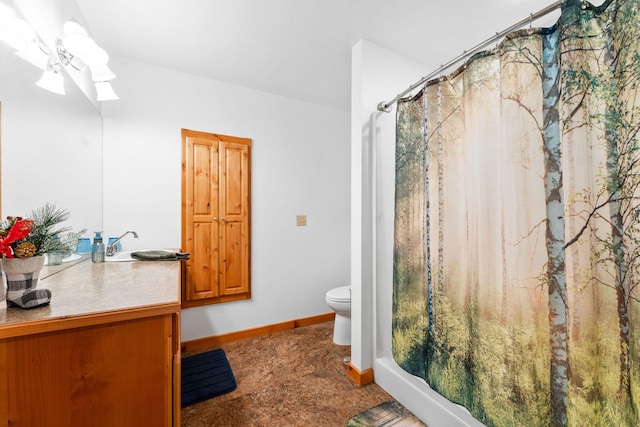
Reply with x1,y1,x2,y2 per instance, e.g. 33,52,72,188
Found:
326,286,350,303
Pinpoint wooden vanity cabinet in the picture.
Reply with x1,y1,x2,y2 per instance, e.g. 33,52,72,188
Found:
0,310,179,427
0,260,182,427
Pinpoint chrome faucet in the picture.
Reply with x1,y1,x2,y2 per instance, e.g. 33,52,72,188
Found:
106,231,139,256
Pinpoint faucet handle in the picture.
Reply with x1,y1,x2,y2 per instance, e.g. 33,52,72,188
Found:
107,238,121,254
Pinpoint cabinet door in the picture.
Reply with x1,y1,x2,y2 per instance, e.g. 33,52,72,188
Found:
3,315,175,427
219,141,251,296
182,129,251,307
183,132,220,301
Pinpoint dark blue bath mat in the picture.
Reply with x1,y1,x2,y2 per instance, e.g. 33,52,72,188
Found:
181,348,237,407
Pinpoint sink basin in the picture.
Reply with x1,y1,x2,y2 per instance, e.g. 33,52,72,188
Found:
104,250,137,262
104,249,182,262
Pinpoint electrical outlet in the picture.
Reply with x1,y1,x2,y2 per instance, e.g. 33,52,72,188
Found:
296,215,307,226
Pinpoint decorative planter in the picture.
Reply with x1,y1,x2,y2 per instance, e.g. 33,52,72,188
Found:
1,255,51,309
2,255,45,276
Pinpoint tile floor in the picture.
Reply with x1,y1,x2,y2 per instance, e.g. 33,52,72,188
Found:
180,321,418,426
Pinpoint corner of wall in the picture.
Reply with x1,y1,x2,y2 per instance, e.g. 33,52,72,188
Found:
350,38,433,373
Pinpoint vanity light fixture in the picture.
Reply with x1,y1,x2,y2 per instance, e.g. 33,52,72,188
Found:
1,6,119,101
55,38,86,71
56,19,119,101
36,58,65,95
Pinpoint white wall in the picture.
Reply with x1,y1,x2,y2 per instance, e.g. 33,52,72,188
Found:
350,39,430,372
101,57,350,341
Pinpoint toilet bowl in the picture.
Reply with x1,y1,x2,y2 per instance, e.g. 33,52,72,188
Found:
325,286,351,345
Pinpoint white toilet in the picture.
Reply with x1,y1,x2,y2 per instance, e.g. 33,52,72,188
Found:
325,286,351,345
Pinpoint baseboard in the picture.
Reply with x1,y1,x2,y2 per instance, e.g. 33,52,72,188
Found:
181,312,335,353
347,362,374,386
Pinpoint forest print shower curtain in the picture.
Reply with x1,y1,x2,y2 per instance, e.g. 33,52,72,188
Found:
392,0,640,426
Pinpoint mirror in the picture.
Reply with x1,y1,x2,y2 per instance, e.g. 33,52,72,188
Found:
0,43,102,239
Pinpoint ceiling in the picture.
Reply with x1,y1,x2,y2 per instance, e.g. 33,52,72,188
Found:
75,0,564,111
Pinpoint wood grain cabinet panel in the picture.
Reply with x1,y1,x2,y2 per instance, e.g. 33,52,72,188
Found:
182,129,251,307
1,314,179,427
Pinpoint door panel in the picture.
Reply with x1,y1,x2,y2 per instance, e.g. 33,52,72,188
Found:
192,141,215,216
222,144,244,216
219,141,250,296
220,220,248,295
189,222,218,299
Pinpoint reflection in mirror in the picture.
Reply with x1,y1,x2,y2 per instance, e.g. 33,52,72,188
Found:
0,42,103,239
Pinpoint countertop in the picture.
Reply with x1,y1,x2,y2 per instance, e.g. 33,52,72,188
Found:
0,256,181,338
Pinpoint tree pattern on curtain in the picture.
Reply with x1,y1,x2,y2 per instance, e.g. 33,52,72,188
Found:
392,1,640,426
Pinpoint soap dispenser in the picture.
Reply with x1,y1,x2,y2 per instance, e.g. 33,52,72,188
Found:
91,231,105,263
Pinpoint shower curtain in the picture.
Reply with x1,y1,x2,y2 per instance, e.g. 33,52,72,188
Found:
392,1,640,426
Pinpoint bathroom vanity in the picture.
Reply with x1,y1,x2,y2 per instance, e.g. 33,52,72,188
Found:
0,257,181,426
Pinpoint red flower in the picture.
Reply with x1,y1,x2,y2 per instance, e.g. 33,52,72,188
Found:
0,219,34,258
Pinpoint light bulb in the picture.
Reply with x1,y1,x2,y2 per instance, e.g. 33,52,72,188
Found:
63,32,98,57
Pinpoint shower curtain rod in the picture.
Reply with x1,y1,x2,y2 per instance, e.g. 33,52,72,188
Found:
377,0,564,112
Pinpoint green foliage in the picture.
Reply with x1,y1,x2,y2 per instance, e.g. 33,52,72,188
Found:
570,321,629,426
393,96,429,377
22,202,72,255
427,296,550,426
392,293,428,377
392,2,640,426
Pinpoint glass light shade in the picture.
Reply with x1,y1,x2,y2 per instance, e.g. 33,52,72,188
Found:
95,81,119,101
36,69,65,95
15,42,49,70
62,32,98,57
90,64,116,82
82,47,109,67
63,20,88,37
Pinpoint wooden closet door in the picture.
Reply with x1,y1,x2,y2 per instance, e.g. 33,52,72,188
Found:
182,128,251,307
219,141,250,296
183,131,220,301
